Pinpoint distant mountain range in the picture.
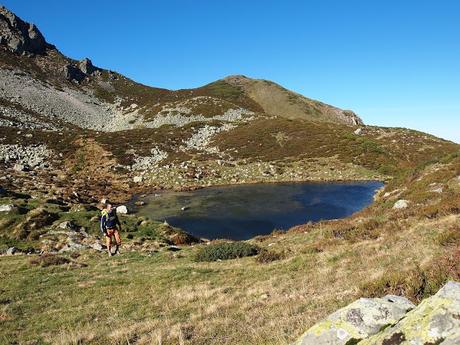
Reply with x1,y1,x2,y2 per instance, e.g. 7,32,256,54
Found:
0,4,457,202
0,5,362,132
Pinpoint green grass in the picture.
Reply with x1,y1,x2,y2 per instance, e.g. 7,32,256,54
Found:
2,210,459,344
1,151,460,343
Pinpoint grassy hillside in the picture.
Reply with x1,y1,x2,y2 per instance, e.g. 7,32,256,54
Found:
0,114,459,344
1,152,459,344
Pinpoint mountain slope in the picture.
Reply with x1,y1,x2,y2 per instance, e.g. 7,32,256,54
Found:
1,6,460,345
0,5,361,132
223,75,362,125
0,5,457,202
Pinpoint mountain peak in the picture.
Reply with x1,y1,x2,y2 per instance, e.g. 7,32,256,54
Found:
222,74,363,126
223,74,251,83
0,5,49,55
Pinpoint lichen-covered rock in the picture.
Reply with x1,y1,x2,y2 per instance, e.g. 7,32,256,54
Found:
360,281,460,345
293,295,415,345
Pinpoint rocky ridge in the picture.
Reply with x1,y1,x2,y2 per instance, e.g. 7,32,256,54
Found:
0,5,363,133
0,5,49,55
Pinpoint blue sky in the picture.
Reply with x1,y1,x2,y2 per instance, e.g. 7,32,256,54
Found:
4,0,460,142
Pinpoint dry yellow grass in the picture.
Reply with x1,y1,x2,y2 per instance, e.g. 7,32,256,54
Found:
2,209,458,344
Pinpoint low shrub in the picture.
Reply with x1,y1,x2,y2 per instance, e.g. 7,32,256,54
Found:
194,242,260,262
360,268,442,303
435,224,460,246
256,249,284,264
343,218,383,242
360,138,385,154
421,193,460,219
360,249,460,302
29,254,70,267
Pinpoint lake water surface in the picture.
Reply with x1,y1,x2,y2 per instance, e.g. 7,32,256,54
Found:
136,181,383,240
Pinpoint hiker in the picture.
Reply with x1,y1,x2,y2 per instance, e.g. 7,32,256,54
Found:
100,203,122,256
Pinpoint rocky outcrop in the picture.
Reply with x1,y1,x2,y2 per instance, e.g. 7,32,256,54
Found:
78,58,96,75
0,6,365,133
0,6,48,54
293,295,415,345
63,58,98,82
0,68,135,131
62,64,86,82
360,281,460,345
293,281,460,345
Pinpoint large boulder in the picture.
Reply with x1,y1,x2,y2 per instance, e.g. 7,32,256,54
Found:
360,281,460,345
293,295,415,345
0,5,48,54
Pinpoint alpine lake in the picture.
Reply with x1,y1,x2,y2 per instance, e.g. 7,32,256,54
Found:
133,181,384,240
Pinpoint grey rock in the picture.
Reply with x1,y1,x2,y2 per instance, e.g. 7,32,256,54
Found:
354,128,363,135
91,242,103,251
78,58,96,75
0,144,51,169
0,6,48,54
361,281,460,344
441,336,460,345
0,204,16,212
293,295,415,345
0,68,138,132
6,246,17,255
58,221,78,231
62,64,86,83
393,199,409,209
116,205,128,214
59,240,87,252
13,163,25,172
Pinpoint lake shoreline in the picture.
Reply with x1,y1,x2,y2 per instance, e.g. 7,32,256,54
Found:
133,180,384,241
